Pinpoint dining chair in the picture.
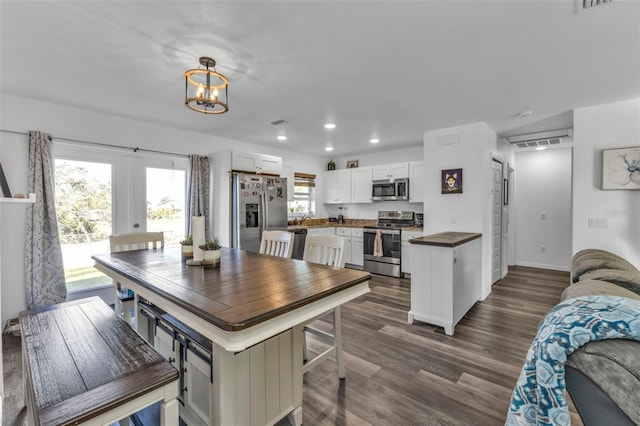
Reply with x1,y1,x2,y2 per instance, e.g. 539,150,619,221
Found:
109,232,164,327
301,234,347,378
259,230,295,258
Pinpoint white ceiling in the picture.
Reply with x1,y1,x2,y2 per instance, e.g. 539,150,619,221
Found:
1,1,639,157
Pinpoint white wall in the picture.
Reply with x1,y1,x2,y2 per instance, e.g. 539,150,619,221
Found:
513,147,572,271
423,122,497,299
0,95,326,323
573,98,640,267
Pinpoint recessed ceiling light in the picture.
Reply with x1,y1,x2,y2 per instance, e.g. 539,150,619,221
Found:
324,123,336,129
536,146,547,151
325,146,334,152
277,135,287,141
370,138,380,144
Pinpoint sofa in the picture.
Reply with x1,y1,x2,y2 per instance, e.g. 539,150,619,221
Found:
563,249,640,426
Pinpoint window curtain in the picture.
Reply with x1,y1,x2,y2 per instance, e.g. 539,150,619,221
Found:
186,154,210,237
24,131,67,309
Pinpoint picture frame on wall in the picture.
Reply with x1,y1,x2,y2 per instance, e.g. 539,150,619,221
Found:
0,162,12,198
601,146,640,190
347,160,359,169
441,168,462,194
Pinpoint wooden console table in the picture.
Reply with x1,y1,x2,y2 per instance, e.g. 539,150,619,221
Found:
19,297,179,425
92,247,371,426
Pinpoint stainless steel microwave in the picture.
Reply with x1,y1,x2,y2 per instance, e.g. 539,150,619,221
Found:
372,178,409,201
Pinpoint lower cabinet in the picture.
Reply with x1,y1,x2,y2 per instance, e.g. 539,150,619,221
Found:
336,227,364,267
401,230,424,274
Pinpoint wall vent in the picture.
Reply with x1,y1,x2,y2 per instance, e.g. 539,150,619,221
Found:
503,129,573,149
576,0,613,12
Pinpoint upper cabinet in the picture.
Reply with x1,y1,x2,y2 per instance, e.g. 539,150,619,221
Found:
409,161,424,203
350,166,373,203
323,170,351,204
232,151,282,175
372,163,409,180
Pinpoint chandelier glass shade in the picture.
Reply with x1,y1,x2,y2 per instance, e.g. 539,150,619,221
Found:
185,57,229,114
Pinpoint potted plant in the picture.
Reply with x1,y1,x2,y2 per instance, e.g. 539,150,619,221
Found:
180,235,193,261
199,237,222,268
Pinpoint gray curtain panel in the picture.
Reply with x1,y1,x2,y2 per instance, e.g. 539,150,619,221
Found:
24,131,67,309
186,154,210,237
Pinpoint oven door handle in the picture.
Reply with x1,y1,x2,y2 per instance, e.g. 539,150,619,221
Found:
363,229,401,235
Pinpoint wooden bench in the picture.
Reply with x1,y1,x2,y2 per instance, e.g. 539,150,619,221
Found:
19,297,179,426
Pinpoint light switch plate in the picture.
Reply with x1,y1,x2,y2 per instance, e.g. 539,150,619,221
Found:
588,218,609,229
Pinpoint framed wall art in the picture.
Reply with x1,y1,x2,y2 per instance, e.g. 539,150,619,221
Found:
0,162,12,198
441,168,462,194
347,160,359,169
601,146,640,190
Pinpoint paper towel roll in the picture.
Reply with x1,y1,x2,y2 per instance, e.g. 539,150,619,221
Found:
192,216,205,262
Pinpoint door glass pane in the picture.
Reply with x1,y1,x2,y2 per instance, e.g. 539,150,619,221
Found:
55,159,112,292
146,167,186,246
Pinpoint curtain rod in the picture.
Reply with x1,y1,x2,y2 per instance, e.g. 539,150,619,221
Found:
0,129,188,159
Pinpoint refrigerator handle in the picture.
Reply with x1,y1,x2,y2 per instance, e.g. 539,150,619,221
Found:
259,192,265,233
264,191,269,230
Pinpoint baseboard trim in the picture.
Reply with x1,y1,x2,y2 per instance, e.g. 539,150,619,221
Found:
514,261,570,272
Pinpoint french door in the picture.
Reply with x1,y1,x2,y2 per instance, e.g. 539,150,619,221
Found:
53,143,187,294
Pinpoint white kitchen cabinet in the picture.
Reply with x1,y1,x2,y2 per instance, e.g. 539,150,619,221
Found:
401,230,424,274
350,166,373,203
336,228,352,264
323,170,351,204
409,161,424,203
351,228,364,267
232,151,282,175
372,163,409,180
281,164,294,202
408,232,482,336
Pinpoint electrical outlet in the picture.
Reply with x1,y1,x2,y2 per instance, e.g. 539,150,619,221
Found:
450,216,457,225
540,212,547,220
540,245,546,254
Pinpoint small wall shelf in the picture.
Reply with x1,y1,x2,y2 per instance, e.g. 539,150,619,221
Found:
0,193,36,204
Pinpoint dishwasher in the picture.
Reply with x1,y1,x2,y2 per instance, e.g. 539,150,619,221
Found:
291,228,307,260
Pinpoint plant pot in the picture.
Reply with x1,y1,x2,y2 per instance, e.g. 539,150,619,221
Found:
202,249,221,269
181,245,193,262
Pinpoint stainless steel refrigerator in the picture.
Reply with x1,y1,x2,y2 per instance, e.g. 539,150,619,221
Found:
231,173,288,253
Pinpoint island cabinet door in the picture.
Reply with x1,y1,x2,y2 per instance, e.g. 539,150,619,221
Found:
154,324,178,368
183,345,213,426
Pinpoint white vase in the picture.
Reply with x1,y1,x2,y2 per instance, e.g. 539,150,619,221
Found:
181,245,193,262
202,249,221,269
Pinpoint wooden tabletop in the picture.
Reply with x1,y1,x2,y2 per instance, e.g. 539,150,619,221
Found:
409,232,482,247
19,297,178,426
93,247,371,332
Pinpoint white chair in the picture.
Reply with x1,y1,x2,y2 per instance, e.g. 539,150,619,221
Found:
301,234,347,378
259,230,295,258
109,232,164,326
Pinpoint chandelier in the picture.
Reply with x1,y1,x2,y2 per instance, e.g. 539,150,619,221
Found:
184,57,229,114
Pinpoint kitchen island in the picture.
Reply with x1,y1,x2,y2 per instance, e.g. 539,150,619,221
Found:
93,247,371,426
408,232,482,335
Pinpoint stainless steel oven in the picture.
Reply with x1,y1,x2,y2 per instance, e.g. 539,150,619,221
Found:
362,211,414,278
372,178,409,201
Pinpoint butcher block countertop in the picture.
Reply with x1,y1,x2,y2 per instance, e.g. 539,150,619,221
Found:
409,232,482,247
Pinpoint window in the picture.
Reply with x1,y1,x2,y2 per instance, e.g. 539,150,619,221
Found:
54,144,188,294
288,172,315,217
55,159,113,292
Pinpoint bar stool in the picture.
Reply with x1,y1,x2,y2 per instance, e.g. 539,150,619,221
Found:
259,230,295,258
109,232,164,326
301,234,347,378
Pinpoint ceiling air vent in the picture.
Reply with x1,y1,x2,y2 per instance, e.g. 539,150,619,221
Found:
576,0,613,12
502,129,573,149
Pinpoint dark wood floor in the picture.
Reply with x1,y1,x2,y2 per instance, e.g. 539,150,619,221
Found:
2,266,582,426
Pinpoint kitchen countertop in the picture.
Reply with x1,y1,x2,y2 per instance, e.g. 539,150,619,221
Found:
287,222,424,232
409,232,481,247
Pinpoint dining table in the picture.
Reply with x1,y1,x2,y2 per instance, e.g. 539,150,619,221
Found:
92,246,371,426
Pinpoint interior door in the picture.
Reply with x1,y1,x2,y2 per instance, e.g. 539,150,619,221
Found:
491,159,503,284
